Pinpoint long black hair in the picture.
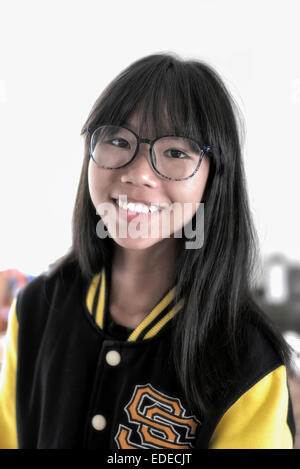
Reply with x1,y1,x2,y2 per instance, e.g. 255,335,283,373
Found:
50,52,291,415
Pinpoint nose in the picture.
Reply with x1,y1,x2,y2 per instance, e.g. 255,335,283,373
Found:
119,142,157,187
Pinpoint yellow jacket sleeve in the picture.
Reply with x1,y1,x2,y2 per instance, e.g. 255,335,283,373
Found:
0,298,18,449
209,365,294,449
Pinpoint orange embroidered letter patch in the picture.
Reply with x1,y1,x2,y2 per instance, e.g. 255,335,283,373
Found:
115,384,200,449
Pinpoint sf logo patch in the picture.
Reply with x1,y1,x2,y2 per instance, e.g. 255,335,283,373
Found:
115,384,200,449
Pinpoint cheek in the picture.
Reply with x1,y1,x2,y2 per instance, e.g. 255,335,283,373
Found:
182,157,210,203
168,156,210,204
166,158,210,231
88,160,112,207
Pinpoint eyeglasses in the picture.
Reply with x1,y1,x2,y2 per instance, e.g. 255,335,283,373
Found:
89,125,212,181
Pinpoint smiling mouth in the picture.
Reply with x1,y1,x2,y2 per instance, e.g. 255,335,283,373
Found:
111,198,168,215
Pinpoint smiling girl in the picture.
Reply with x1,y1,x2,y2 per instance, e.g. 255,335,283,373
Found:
0,52,295,449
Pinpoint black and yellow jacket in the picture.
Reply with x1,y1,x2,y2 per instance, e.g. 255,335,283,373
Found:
0,260,295,449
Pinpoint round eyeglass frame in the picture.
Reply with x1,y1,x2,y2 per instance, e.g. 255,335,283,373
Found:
88,125,212,182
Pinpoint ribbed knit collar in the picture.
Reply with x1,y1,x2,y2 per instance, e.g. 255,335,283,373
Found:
85,265,184,341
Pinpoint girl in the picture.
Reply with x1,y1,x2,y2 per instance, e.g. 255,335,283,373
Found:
0,52,295,449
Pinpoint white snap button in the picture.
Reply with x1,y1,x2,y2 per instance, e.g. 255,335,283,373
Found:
105,350,121,366
91,414,106,431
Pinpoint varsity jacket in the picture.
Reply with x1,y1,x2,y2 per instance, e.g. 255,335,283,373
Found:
0,260,295,449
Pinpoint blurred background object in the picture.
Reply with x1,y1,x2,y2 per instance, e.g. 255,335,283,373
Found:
0,269,34,369
0,269,34,333
264,254,289,304
254,253,300,339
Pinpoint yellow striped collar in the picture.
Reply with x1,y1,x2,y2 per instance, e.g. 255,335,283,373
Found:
85,266,185,341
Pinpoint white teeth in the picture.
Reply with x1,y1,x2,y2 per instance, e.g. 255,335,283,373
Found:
115,199,162,214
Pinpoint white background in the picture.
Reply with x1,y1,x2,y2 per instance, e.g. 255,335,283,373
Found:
0,0,299,277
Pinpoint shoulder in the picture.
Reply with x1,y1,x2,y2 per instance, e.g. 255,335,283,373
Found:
239,318,284,384
196,315,291,448
10,258,90,382
227,300,288,405
206,320,294,448
227,312,288,402
215,306,286,404
15,257,84,325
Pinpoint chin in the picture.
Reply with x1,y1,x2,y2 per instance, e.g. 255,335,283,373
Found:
111,235,165,250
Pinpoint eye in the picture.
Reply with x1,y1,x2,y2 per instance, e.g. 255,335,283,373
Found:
164,148,190,159
107,138,131,149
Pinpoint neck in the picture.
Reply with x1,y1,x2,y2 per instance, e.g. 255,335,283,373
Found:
109,238,181,328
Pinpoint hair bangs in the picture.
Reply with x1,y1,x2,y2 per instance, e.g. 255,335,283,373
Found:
123,64,209,145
